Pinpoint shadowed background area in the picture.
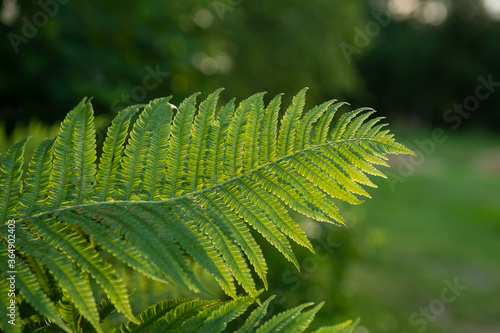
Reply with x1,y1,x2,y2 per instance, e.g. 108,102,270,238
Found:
1,0,499,332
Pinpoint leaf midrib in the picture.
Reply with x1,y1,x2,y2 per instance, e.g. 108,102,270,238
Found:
29,137,388,219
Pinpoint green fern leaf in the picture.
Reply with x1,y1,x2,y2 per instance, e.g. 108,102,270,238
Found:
163,93,199,197
58,209,167,284
256,302,314,333
72,98,97,204
240,177,314,252
259,93,282,164
242,92,266,172
141,98,173,200
78,296,119,333
117,97,172,200
58,296,85,333
15,226,102,333
116,294,357,333
0,277,21,333
224,94,254,179
220,183,298,268
71,202,205,293
197,191,266,293
281,302,323,333
330,108,368,141
267,162,345,223
277,88,308,158
311,101,346,145
0,243,69,332
94,105,142,201
96,295,117,324
24,218,135,323
47,98,95,208
115,298,213,333
1,89,413,332
295,99,335,151
186,88,223,192
194,193,256,296
19,138,54,215
153,299,219,332
197,295,254,333
234,295,276,333
0,138,27,222
312,318,360,333
207,97,235,186
170,199,237,297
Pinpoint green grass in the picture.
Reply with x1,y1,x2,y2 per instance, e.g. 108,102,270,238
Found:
345,130,500,333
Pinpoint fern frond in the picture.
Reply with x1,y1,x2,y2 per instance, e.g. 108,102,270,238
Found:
277,88,308,158
196,295,254,332
71,98,96,204
224,93,254,179
234,294,275,333
240,177,313,252
220,183,298,268
115,298,216,333
0,276,21,333
260,93,282,164
163,93,199,197
94,105,141,202
96,295,117,324
170,199,237,297
0,138,27,222
193,193,256,296
243,92,266,172
15,226,103,333
256,301,315,333
157,299,219,332
0,243,69,332
58,296,85,333
78,295,118,332
18,138,54,216
311,101,346,145
58,210,167,284
208,97,235,186
72,202,205,293
1,89,413,332
118,295,350,333
295,99,335,151
199,191,267,292
117,97,172,200
47,98,93,208
186,88,223,192
312,318,360,333
24,218,135,323
283,303,324,333
141,98,173,200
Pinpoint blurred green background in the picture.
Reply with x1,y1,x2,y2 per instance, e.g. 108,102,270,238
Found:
1,0,499,332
